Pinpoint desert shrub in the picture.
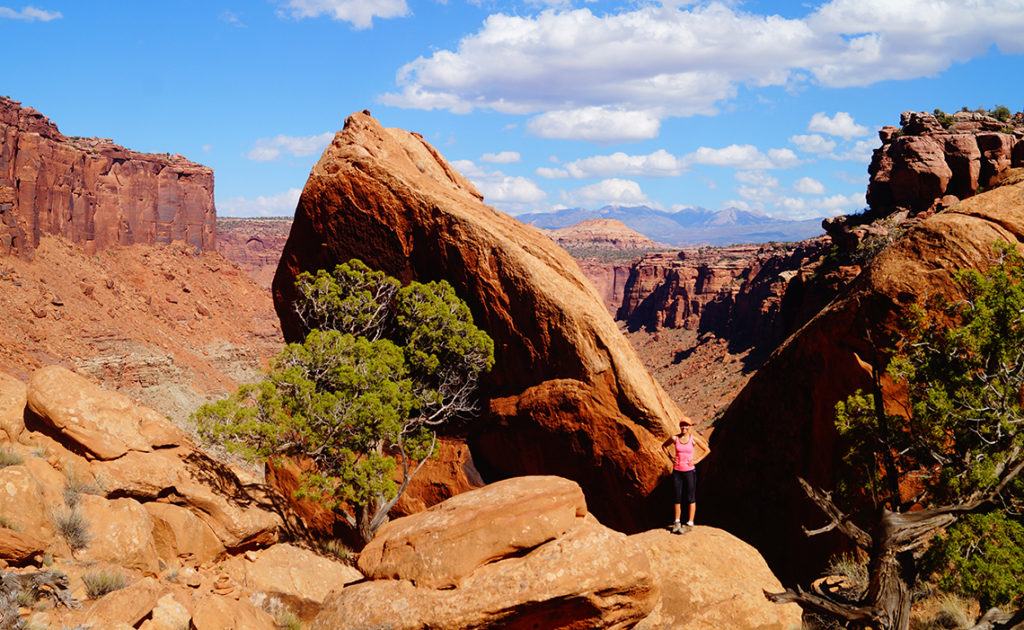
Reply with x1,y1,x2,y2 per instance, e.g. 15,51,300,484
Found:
53,508,90,550
0,448,24,468
825,552,868,597
81,569,127,599
924,512,1024,609
0,515,19,531
933,108,956,128
319,539,354,565
992,105,1012,123
62,471,102,509
275,609,302,630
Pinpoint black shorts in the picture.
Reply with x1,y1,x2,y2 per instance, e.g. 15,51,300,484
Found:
673,469,696,504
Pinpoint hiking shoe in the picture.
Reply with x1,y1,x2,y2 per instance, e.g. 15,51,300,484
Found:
671,522,683,534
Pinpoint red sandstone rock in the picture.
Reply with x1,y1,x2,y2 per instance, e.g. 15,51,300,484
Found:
0,526,45,564
701,176,1024,584
0,97,214,256
314,519,657,630
215,218,292,289
631,528,802,630
272,112,693,532
358,476,587,588
867,110,1023,216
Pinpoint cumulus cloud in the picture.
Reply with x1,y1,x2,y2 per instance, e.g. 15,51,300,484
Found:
735,171,778,187
808,112,870,138
833,138,878,162
281,0,409,28
450,159,546,213
245,132,334,162
537,149,687,179
687,144,800,170
217,188,302,217
480,151,521,164
561,178,650,207
0,5,61,21
774,192,865,219
379,1,1024,140
790,133,837,155
793,176,826,194
526,108,661,142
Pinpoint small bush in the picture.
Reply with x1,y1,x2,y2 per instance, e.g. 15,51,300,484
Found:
30,444,47,458
81,569,127,599
53,508,90,550
62,472,102,509
0,515,19,531
993,105,1012,123
319,539,354,565
16,588,37,608
824,552,868,598
932,593,972,629
0,448,24,468
275,610,302,630
933,108,956,129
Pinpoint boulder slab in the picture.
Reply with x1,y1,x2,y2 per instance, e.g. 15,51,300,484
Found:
358,475,586,588
272,112,696,531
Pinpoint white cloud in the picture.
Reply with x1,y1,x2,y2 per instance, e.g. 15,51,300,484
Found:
480,151,521,164
0,6,61,21
793,176,826,194
218,188,302,217
790,133,837,155
537,149,688,179
808,112,870,138
561,178,650,207
379,1,1024,140
526,108,661,143
834,138,878,162
775,192,866,219
687,144,801,170
281,0,409,28
735,171,778,187
246,132,334,162
450,159,546,213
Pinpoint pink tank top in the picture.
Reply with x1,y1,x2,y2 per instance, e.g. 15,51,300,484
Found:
674,435,695,472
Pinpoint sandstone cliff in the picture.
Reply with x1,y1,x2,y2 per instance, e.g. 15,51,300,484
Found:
273,111,706,533
216,217,293,289
866,109,1023,217
701,173,1024,584
0,97,215,256
619,239,833,351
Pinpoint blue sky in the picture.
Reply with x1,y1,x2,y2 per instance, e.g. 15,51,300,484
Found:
4,1,1023,220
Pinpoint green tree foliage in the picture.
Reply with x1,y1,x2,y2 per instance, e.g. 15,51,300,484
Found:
992,105,1012,123
769,242,1024,630
195,260,494,543
925,512,1024,609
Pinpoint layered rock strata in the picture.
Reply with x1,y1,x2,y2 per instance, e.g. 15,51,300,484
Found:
216,217,292,289
866,109,1023,217
619,239,832,351
273,111,705,533
701,175,1024,584
0,96,214,256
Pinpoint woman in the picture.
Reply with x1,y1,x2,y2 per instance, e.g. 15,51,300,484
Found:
668,420,697,534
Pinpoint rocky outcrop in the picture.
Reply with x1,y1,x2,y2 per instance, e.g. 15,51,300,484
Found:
313,476,796,630
0,365,366,629
700,175,1024,584
576,259,634,315
619,240,832,351
215,217,292,289
0,96,215,256
867,110,1023,216
545,218,666,252
272,111,704,533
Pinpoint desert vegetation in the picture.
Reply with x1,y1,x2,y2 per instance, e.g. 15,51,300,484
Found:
769,242,1024,630
194,259,494,543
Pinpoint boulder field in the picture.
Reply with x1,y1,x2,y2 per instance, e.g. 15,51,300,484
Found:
272,111,707,533
0,365,796,630
701,173,1024,584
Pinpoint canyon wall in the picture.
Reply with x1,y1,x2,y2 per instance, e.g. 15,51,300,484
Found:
216,217,293,289
618,239,834,351
0,97,215,256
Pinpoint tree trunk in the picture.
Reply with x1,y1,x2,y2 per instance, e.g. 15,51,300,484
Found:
865,549,914,630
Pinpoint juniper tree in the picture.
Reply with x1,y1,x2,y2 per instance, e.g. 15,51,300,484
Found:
195,260,494,543
767,242,1024,630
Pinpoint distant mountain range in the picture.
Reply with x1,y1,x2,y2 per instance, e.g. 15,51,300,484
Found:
516,205,825,247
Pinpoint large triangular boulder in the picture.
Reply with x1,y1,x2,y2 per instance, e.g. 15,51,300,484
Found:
272,112,704,531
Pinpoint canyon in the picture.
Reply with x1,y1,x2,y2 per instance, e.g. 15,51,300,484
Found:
4,98,1024,629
